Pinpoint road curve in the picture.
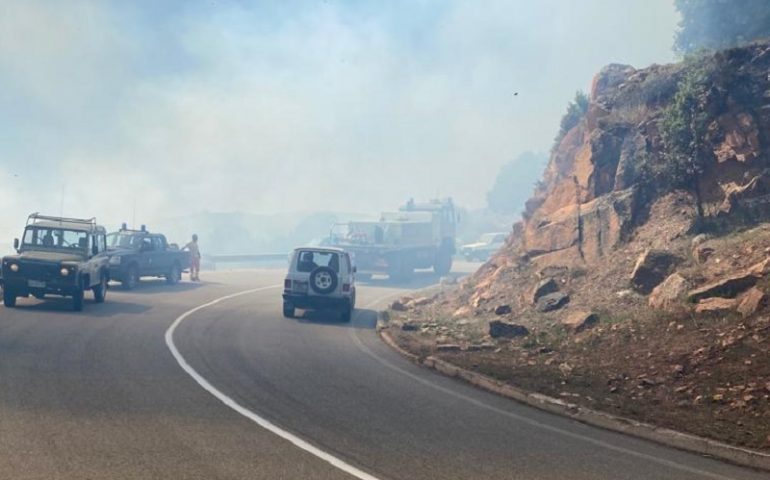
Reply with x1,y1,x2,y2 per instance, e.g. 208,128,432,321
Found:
0,268,766,480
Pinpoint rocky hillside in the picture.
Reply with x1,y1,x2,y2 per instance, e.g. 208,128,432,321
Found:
386,40,770,450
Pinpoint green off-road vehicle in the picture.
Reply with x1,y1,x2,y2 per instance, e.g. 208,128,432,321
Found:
1,213,110,311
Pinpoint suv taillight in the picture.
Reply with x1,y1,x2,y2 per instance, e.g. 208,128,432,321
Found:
284,279,292,290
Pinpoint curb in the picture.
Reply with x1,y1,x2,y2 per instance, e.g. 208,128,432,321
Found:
377,320,770,472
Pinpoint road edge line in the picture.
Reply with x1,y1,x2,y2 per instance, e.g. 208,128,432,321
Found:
165,286,384,480
377,324,770,473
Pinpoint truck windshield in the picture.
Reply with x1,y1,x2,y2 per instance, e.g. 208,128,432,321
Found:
107,233,142,249
23,227,88,251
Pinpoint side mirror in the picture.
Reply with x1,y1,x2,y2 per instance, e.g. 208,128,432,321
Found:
13,238,19,250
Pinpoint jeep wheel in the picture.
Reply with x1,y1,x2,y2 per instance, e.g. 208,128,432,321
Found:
166,263,181,285
3,289,17,308
93,272,107,303
123,265,139,290
340,307,352,323
309,267,338,295
282,301,295,318
72,285,84,312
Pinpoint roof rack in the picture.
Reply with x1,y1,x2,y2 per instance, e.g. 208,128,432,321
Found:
26,212,97,227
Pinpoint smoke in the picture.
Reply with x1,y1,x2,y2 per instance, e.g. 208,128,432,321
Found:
0,0,679,249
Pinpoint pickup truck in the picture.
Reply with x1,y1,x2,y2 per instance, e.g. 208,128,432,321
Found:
106,225,190,289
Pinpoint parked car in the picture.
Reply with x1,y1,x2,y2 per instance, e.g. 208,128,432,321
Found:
1,213,110,311
460,232,508,261
106,224,190,289
282,247,356,322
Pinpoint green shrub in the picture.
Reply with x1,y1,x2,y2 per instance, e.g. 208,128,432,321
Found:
659,64,712,195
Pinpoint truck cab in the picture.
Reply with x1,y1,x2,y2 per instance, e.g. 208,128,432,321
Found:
1,213,109,311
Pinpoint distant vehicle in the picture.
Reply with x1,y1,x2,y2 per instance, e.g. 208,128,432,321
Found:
1,213,110,311
282,247,356,322
106,224,190,289
460,232,508,261
328,198,458,280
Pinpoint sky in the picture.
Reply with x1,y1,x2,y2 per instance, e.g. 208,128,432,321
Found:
0,0,679,241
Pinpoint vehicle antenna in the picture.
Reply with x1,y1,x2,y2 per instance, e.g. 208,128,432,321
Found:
59,185,66,224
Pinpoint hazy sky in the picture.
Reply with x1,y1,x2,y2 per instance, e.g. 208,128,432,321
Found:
0,0,679,239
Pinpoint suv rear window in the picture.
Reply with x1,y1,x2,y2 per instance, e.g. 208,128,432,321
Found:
296,250,339,273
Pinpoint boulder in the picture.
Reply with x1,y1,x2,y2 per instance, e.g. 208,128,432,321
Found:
562,311,599,333
687,272,759,302
630,249,681,294
694,297,739,314
693,246,715,263
489,320,529,338
649,273,690,311
536,292,570,312
391,300,408,311
494,304,512,315
737,287,767,318
409,296,433,308
531,278,558,304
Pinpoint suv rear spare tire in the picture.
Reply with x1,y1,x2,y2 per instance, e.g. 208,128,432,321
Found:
309,266,338,295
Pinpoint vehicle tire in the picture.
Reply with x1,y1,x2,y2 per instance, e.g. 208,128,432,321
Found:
433,251,453,276
72,283,84,312
166,263,180,285
123,265,139,290
309,267,338,295
93,272,107,303
282,301,295,318
3,289,16,308
340,307,352,323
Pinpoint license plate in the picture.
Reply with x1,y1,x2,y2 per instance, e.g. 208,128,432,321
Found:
28,280,46,288
294,281,308,293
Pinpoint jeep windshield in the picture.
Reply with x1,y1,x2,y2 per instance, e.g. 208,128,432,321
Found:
106,233,142,250
22,226,88,252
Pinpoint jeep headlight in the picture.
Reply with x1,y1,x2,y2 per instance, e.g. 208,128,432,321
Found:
109,256,122,265
9,263,19,273
60,267,70,277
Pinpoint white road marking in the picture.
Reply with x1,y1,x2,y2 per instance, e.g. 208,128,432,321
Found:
164,285,383,480
350,293,737,480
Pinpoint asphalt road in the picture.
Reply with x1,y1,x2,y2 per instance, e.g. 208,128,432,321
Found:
0,266,767,480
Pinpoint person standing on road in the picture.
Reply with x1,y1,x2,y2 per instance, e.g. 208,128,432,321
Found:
182,234,201,281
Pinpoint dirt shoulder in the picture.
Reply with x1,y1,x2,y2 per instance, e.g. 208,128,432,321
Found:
384,224,770,452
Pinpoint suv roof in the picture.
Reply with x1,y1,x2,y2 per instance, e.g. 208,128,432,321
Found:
293,246,346,254
26,213,104,233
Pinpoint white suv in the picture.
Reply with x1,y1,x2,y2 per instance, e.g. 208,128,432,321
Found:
282,247,356,322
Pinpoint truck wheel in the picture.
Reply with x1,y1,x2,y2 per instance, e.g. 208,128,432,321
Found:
166,263,180,285
72,284,84,312
388,261,413,282
3,289,16,308
282,301,295,318
433,252,453,276
93,272,107,303
123,265,139,290
340,307,352,323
